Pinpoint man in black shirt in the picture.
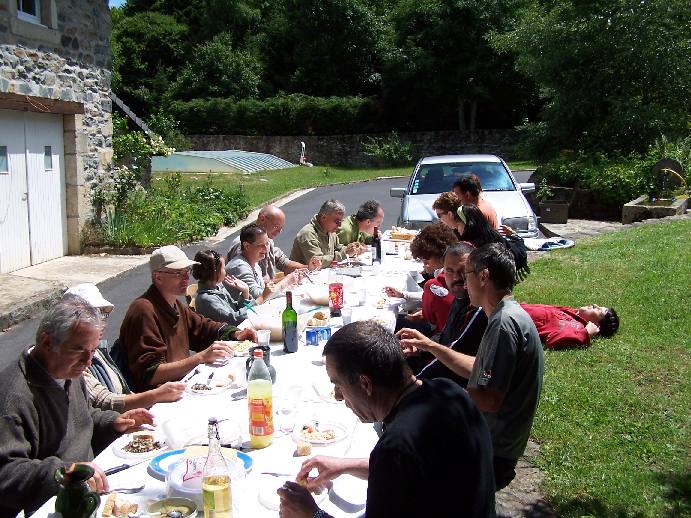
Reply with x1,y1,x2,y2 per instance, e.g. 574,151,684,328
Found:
398,242,487,388
277,321,495,518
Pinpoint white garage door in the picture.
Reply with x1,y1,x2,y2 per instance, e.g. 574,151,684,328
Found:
0,109,67,273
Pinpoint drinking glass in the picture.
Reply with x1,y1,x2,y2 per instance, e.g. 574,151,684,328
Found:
257,329,271,347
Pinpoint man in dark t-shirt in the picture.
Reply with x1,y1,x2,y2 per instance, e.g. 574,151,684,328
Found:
398,242,487,388
277,321,496,518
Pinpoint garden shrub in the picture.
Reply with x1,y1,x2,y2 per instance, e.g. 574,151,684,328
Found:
168,94,386,135
362,131,413,166
535,135,691,207
94,174,250,248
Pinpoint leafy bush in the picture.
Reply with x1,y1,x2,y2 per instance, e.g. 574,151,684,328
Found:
362,131,413,166
535,135,691,207
93,174,250,248
168,94,386,135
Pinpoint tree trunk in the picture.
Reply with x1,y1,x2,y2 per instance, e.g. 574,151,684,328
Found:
457,95,466,130
469,99,478,134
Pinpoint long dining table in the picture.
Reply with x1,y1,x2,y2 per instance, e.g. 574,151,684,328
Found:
34,237,420,518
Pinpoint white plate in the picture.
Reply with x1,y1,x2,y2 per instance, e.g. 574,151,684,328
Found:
258,476,328,511
112,432,168,460
292,421,347,445
185,380,231,395
331,474,368,509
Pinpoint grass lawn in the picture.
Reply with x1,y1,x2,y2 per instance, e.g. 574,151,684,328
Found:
152,161,533,209
514,219,690,517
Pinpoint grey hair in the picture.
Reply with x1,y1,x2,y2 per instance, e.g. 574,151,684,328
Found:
37,295,102,351
355,200,382,222
318,199,346,217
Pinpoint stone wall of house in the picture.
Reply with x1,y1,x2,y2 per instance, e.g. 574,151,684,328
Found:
0,0,112,253
187,129,519,167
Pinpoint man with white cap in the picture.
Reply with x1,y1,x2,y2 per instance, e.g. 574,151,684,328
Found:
64,283,185,411
119,245,257,391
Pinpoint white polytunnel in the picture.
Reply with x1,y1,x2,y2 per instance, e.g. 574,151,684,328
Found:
151,150,294,174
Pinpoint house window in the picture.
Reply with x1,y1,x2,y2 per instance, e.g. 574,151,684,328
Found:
0,146,8,173
17,0,41,24
44,146,53,170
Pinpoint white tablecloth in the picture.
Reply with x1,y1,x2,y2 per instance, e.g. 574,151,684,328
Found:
34,247,421,518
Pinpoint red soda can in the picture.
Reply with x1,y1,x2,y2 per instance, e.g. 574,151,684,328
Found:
329,282,343,317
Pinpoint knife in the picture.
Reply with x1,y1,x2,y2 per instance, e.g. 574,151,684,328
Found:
205,372,215,386
104,458,148,476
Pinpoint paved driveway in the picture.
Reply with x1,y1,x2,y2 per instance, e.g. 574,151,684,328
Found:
0,177,407,368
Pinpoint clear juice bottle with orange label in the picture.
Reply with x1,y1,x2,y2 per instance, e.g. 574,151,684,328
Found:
247,349,273,448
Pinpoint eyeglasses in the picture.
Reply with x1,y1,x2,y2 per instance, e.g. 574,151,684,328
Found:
99,310,111,320
158,268,191,278
333,218,344,225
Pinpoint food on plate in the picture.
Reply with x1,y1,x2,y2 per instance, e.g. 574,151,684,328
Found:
215,378,230,387
296,441,312,457
122,433,162,454
390,226,416,241
228,372,237,382
190,383,211,391
301,424,336,442
102,492,138,517
307,311,329,327
231,340,254,354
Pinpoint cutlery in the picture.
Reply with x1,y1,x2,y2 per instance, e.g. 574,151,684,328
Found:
303,271,315,284
107,484,145,494
182,367,200,383
261,472,293,477
104,459,148,476
243,301,258,315
205,372,215,387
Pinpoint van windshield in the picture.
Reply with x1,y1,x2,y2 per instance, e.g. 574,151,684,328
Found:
410,162,515,195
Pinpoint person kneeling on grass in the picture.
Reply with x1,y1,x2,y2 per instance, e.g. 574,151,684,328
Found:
277,321,496,518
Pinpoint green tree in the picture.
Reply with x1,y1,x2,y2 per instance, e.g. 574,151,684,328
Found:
111,11,189,116
262,0,383,96
492,0,691,157
166,33,262,101
379,0,531,131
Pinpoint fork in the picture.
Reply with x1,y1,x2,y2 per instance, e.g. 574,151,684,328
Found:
105,484,144,494
182,367,200,383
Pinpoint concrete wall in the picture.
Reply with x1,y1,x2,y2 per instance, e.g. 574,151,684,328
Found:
188,129,519,168
0,0,112,253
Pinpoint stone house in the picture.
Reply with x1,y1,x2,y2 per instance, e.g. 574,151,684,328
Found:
0,0,112,273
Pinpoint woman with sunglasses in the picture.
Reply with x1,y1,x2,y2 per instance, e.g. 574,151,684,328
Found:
193,249,254,326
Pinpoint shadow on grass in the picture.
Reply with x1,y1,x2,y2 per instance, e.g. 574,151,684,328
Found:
655,470,691,517
545,470,690,518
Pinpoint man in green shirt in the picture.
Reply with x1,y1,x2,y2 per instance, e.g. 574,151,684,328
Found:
338,199,385,246
290,199,362,268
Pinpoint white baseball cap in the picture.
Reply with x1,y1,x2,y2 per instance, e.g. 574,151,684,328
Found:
64,283,114,310
149,245,199,272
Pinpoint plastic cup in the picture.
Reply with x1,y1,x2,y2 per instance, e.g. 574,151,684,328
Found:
341,307,353,325
257,329,271,346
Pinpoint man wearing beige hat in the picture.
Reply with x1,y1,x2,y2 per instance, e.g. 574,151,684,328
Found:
119,245,257,391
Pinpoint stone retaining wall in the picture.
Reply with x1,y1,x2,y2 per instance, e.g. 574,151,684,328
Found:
188,129,519,167
0,0,112,253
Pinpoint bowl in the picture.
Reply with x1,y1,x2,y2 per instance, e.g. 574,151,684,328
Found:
147,497,197,518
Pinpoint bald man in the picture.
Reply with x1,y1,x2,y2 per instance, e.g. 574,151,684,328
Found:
228,205,320,280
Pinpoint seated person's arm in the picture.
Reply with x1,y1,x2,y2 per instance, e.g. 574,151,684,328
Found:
84,369,126,412
227,262,264,300
122,381,185,411
397,328,475,378
298,234,337,268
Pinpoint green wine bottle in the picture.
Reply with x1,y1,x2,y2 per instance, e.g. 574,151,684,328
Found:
282,291,298,353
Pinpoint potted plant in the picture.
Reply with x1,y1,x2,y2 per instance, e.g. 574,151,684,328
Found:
537,179,573,224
